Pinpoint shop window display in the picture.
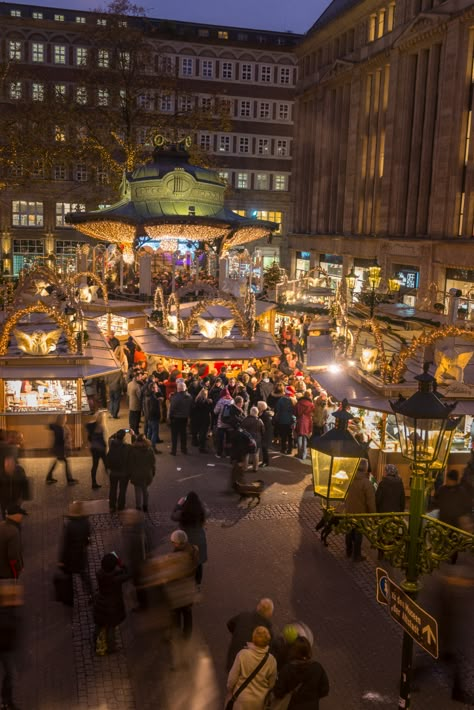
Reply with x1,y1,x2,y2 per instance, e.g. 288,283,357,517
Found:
4,379,89,413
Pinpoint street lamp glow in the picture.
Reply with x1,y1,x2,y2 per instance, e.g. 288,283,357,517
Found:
368,260,382,290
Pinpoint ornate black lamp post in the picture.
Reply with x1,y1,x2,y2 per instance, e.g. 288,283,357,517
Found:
367,259,382,317
344,267,358,305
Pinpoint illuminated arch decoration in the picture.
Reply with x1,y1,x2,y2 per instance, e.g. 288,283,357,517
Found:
14,264,62,305
306,266,331,288
175,282,220,301
244,290,257,339
152,285,166,325
68,272,108,305
166,293,183,336
348,319,390,382
183,297,248,339
391,325,474,384
0,301,77,355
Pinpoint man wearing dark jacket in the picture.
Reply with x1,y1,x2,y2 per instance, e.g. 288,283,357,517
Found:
93,552,130,655
106,430,131,513
169,381,193,455
0,505,25,580
344,459,376,562
59,500,92,596
436,470,472,529
376,464,405,513
226,597,274,671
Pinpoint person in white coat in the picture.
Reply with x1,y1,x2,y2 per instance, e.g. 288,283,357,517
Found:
226,625,277,709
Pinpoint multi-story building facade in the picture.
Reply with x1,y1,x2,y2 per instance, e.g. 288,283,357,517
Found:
290,0,474,307
0,2,299,276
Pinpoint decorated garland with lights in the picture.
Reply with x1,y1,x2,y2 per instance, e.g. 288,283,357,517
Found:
152,285,166,325
0,301,77,355
68,272,109,305
183,297,247,339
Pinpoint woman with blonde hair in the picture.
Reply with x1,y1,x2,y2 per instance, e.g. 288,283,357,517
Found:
226,625,277,709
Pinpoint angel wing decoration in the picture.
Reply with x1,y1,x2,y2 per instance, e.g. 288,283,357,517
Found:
196,317,235,339
434,348,473,383
13,328,62,355
167,315,178,334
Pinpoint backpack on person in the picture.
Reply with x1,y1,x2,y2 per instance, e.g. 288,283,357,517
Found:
221,403,234,425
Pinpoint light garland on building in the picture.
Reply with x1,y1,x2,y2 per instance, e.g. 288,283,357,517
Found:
0,301,77,355
223,226,273,252
72,221,137,246
144,224,226,242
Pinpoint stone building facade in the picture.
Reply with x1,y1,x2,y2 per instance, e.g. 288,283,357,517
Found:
290,0,474,308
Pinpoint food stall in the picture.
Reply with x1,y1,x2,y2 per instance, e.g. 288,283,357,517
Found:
81,300,148,340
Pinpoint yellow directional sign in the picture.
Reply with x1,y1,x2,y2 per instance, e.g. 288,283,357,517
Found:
376,568,439,658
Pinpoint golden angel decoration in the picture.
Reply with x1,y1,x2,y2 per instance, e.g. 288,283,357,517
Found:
197,317,235,339
434,347,473,383
13,328,62,355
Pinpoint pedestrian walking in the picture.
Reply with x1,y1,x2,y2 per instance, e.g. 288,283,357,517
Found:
0,505,25,580
0,447,29,520
45,414,78,485
93,552,131,656
376,464,405,514
120,509,147,611
105,430,131,513
127,372,143,434
107,370,124,419
344,459,376,562
272,636,329,710
435,470,473,564
241,407,265,472
191,383,213,453
165,530,199,639
144,381,164,453
226,598,274,671
257,401,273,468
171,491,208,587
226,626,277,710
294,390,315,460
58,500,92,599
0,581,23,710
86,411,108,489
169,381,193,455
129,434,155,512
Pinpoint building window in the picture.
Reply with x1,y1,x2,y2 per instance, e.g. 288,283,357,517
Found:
260,65,272,82
237,32,248,41
76,126,87,142
12,239,44,274
138,93,153,110
54,45,67,64
75,47,88,66
54,126,66,142
273,174,288,191
119,51,131,70
9,82,22,100
259,102,271,119
278,103,290,121
219,98,233,116
98,49,109,68
218,30,229,40
118,20,127,27
239,137,250,153
202,60,214,78
257,138,270,155
218,170,230,183
159,56,175,75
221,61,233,79
10,9,21,17
198,29,209,37
219,135,231,152
10,165,23,178
239,100,252,118
76,16,86,23
31,162,44,179
279,67,291,84
200,134,212,151
53,165,67,180
32,11,43,19
32,42,45,63
160,94,173,112
56,203,85,227
377,9,386,38
241,63,253,80
276,139,289,156
12,201,44,227
387,3,395,32
200,96,213,112
55,14,65,21
75,86,87,104
181,57,194,76
97,88,109,106
237,172,249,189
32,82,45,101
255,173,269,190
54,83,66,98
75,165,88,182
179,95,193,112
97,18,107,25
97,168,109,184
368,14,376,42
9,41,22,60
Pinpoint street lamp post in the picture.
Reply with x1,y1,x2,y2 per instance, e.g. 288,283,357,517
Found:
310,365,474,709
367,259,382,317
344,267,358,305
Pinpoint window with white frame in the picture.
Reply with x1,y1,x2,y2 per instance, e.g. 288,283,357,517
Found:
119,51,131,70
53,165,67,180
96,18,107,25
12,201,44,227
180,95,194,112
259,102,271,119
12,239,44,274
10,165,23,178
56,240,81,257
241,63,253,80
253,210,282,231
138,93,153,110
96,168,109,184
200,134,212,151
276,139,289,157
32,42,44,63
136,128,152,146
218,171,230,183
255,173,269,190
257,138,270,155
54,126,66,142
9,82,22,100
54,45,67,64
97,49,109,68
218,135,231,152
160,56,175,74
10,9,21,16
160,94,173,112
75,164,88,182
9,41,22,60
198,29,209,37
118,20,127,27
32,82,44,101
97,88,109,106
31,162,44,178
237,172,249,189
181,57,194,76
279,66,291,84
54,83,66,98
238,32,248,41
75,86,87,104
273,174,288,190
55,202,85,226
239,137,250,153
201,60,214,78
278,103,290,121
77,126,87,142
260,65,272,82
221,61,233,79
239,100,252,118
219,98,233,116
76,16,86,23
32,11,43,18
75,47,88,66
200,96,213,112
55,14,65,21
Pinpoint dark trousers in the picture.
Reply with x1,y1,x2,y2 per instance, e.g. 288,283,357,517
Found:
91,449,107,485
345,529,363,559
146,419,160,447
47,456,73,482
129,410,141,435
173,605,193,639
0,652,14,705
279,425,293,453
170,418,187,454
195,564,203,586
197,424,209,452
109,475,128,511
109,389,121,418
215,427,230,456
261,445,269,465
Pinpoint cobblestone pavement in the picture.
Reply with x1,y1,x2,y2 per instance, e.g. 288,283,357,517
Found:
12,425,474,710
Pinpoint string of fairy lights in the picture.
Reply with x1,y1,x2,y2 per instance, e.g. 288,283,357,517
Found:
0,302,77,356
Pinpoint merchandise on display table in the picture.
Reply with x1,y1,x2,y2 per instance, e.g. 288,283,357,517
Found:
4,379,89,413
96,313,128,337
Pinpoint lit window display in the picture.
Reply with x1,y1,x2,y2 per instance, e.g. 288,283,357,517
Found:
96,313,128,337
4,379,89,413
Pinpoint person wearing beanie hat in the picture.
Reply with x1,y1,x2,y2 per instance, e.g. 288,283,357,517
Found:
376,464,405,515
93,552,130,655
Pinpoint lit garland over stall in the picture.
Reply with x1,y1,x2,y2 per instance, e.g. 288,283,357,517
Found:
0,301,77,355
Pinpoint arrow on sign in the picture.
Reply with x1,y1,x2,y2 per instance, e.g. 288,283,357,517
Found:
422,625,436,646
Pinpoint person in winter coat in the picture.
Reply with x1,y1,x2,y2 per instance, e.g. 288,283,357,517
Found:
191,384,213,453
241,407,265,472
169,381,193,455
0,447,28,520
86,411,108,490
45,414,78,485
435,470,473,529
59,500,92,597
0,505,25,580
312,394,330,437
226,598,274,671
106,430,131,513
0,581,23,710
107,370,124,419
93,552,131,655
127,373,143,434
171,491,208,586
213,389,235,458
295,390,315,460
344,459,376,562
256,373,274,404
257,401,273,468
166,530,199,639
376,464,405,513
275,388,296,454
129,435,155,512
272,636,329,710
144,381,164,453
226,625,277,710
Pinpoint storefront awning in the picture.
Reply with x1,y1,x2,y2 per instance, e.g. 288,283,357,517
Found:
313,370,392,412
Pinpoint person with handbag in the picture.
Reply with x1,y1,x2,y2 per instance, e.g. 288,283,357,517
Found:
226,625,277,710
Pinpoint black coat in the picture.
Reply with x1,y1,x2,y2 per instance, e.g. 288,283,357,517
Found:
375,474,405,513
226,610,273,671
273,659,329,709
0,464,29,511
435,484,472,528
106,439,131,479
93,566,131,627
129,442,155,486
60,516,90,573
0,606,22,653
259,410,274,447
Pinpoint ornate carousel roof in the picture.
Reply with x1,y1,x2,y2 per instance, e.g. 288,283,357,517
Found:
66,141,276,254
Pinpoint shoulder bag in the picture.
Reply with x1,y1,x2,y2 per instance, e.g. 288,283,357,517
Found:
225,651,270,710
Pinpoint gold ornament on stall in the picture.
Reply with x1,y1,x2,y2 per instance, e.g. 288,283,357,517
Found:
184,298,247,339
197,317,235,339
68,272,108,305
0,302,77,355
13,328,62,355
